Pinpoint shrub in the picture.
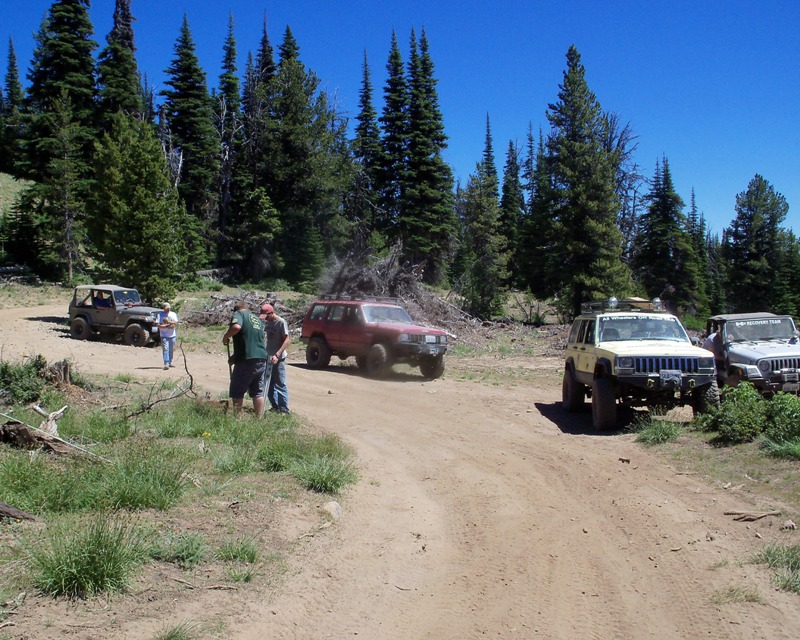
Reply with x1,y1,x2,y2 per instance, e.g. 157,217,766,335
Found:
0,356,47,404
699,383,767,443
763,393,800,442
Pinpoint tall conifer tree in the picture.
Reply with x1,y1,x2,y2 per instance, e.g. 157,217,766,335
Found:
722,174,789,312
160,14,219,256
22,0,97,183
88,112,196,300
96,0,143,127
499,140,525,286
536,45,629,317
631,158,704,314
1,38,25,174
401,28,454,283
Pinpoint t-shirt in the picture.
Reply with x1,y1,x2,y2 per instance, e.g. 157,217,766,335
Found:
159,311,178,338
265,316,290,360
231,310,268,362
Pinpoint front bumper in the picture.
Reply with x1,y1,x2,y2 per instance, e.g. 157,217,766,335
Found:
394,343,447,358
740,368,799,394
616,371,716,392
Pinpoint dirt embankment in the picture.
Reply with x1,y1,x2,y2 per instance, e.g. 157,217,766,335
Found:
0,301,798,639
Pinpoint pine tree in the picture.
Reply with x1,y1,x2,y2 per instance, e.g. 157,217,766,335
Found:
401,28,454,283
259,27,350,285
349,50,384,248
160,14,219,255
519,129,555,299
459,159,506,318
96,0,143,127
1,38,25,174
631,158,704,314
686,189,710,314
722,174,789,312
499,140,525,286
22,0,97,183
378,31,409,242
537,45,629,318
11,93,89,280
87,112,196,300
215,12,242,263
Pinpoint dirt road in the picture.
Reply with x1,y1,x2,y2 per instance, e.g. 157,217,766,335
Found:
1,302,798,639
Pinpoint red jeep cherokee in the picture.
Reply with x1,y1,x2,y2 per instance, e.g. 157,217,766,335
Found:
300,297,448,378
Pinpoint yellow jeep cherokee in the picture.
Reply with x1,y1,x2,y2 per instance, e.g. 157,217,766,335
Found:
562,297,719,429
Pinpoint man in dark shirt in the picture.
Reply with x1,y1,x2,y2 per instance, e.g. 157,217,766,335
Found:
222,301,268,416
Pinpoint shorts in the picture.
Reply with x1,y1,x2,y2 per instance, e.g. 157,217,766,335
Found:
229,359,267,399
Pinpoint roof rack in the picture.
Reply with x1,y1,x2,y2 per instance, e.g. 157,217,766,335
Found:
581,296,667,314
319,294,400,304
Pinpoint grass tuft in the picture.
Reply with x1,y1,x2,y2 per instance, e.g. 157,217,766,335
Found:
710,585,763,605
216,536,259,564
289,453,359,494
753,544,800,593
154,620,199,640
20,513,148,598
150,532,209,570
632,416,682,445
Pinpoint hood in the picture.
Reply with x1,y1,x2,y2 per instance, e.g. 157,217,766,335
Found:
598,340,710,358
368,320,446,335
727,340,800,363
122,305,162,316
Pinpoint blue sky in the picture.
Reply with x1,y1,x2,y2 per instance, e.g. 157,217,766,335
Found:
2,0,798,234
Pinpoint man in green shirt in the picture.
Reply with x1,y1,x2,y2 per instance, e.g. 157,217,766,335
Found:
222,300,268,415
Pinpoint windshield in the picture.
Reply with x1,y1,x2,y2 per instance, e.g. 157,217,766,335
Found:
362,304,413,324
726,317,797,342
113,289,142,306
598,315,689,342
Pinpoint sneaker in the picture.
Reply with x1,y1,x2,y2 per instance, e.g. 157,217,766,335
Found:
163,365,169,370
169,364,175,368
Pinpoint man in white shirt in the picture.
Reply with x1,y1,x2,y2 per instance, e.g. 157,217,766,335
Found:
158,302,178,370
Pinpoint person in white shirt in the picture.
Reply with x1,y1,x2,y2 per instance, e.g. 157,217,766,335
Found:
158,302,178,370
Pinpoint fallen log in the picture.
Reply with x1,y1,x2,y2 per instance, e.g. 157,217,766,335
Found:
0,501,40,521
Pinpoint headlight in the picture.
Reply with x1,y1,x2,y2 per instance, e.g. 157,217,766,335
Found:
616,356,634,369
425,335,437,344
440,335,447,345
699,357,714,369
398,333,410,342
758,360,771,373
744,365,761,378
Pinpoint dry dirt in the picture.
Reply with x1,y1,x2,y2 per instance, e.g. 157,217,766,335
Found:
1,299,799,640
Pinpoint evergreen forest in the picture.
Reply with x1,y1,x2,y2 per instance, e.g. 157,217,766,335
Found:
0,0,797,320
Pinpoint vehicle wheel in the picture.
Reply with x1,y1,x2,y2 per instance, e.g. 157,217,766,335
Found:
305,337,331,369
123,323,150,347
692,379,720,416
355,355,368,371
562,367,586,412
591,377,617,430
69,317,91,340
366,343,391,378
419,355,445,379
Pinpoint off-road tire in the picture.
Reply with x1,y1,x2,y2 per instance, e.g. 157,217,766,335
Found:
305,337,332,369
562,367,586,412
419,355,445,379
366,343,391,378
70,317,91,340
591,377,617,430
692,378,720,416
123,323,150,347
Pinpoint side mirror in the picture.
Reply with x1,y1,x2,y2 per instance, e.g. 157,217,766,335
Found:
690,336,701,346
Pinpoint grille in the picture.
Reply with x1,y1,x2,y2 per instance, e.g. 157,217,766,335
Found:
763,357,800,371
633,356,699,374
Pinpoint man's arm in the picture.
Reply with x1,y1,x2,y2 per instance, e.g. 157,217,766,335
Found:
223,323,241,345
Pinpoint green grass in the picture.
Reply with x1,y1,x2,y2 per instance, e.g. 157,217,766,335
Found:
216,536,260,564
710,585,763,605
632,416,683,445
19,513,149,598
153,620,199,640
289,453,359,494
753,544,800,594
150,532,209,570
